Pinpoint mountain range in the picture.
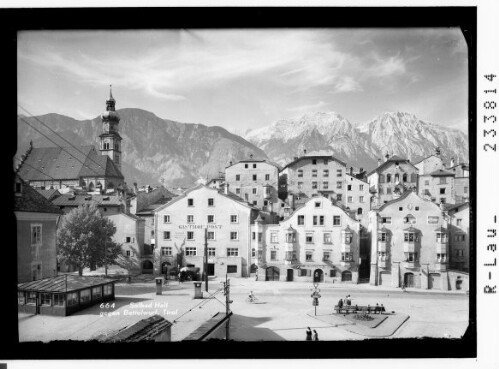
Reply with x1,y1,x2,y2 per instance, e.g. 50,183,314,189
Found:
16,109,469,187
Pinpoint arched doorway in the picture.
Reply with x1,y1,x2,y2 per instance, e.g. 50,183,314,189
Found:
142,260,153,274
287,269,294,282
404,272,415,287
341,271,352,282
313,269,324,283
250,264,258,273
265,266,280,281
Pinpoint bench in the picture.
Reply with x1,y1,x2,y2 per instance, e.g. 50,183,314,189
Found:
334,305,386,314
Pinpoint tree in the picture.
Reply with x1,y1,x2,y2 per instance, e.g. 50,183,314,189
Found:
57,203,122,276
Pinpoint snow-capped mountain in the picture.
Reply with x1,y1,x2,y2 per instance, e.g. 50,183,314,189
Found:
246,111,469,170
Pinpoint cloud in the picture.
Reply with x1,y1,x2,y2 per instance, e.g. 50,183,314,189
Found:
329,76,363,93
288,100,329,113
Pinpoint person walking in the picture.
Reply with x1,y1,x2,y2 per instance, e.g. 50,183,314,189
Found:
306,327,312,341
313,330,319,341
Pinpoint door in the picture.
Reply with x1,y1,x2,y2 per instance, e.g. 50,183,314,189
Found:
429,273,441,290
142,260,154,274
341,271,352,282
207,263,215,276
266,266,280,281
404,272,415,287
313,269,324,283
380,272,391,286
287,269,294,282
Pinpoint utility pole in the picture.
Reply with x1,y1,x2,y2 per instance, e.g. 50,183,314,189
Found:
204,227,209,292
224,274,231,341
104,228,108,277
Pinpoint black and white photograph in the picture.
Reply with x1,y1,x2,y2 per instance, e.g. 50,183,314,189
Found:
3,3,495,367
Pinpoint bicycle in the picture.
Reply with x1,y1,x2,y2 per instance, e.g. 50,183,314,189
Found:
245,295,259,303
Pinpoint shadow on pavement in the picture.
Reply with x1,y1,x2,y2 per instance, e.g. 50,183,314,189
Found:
228,314,284,341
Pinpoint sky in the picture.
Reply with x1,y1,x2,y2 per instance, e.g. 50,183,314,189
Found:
18,28,469,134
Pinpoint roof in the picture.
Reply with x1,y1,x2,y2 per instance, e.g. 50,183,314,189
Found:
101,315,172,342
367,156,417,177
35,188,61,201
52,194,122,207
281,155,346,171
225,158,282,170
403,226,419,232
14,176,64,214
445,202,469,213
346,173,369,184
17,145,124,182
430,169,455,177
375,190,441,213
434,226,448,232
17,275,115,292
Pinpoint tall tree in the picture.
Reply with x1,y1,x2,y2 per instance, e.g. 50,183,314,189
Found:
57,203,122,276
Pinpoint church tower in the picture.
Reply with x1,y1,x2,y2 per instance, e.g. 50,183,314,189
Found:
99,85,122,172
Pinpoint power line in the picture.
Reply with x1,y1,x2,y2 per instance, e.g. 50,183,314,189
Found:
17,114,103,178
14,155,58,181
172,287,224,324
18,104,109,175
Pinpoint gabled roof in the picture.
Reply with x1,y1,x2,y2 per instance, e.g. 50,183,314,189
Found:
429,169,455,177
17,145,124,181
403,226,419,232
445,202,469,213
225,159,282,170
367,156,417,177
18,275,114,292
281,155,346,171
434,226,448,233
15,176,64,214
375,190,441,212
52,194,122,207
101,315,172,342
35,188,61,201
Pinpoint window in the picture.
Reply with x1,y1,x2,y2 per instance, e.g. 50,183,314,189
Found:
298,169,303,178
315,201,321,208
245,164,248,169
312,169,318,177
428,216,439,224
31,225,42,245
298,215,305,225
80,289,91,304
378,232,387,242
187,198,194,206
54,294,65,306
436,233,447,243
342,252,353,261
270,251,277,260
253,201,257,206
359,184,364,191
125,250,131,257
387,187,392,195
300,269,309,276
230,232,239,240
253,174,257,181
399,207,403,211
204,231,214,240
324,159,328,165
208,198,214,206
464,187,468,194
39,292,51,306
347,185,352,191
297,182,304,190
185,247,197,256
415,206,420,211
357,208,363,215
208,248,216,257
103,284,113,296
187,231,194,240
344,232,352,244
348,196,353,203
306,252,313,261
312,182,318,189
333,216,341,226
265,174,270,181
359,196,364,203
164,215,170,223
271,233,278,243
18,291,25,305
337,194,342,201
26,291,37,304
456,219,462,226
125,236,131,243
337,181,342,189
253,164,257,169
323,252,330,261
455,249,464,257
323,233,332,244
439,177,447,185
208,215,215,223
323,182,329,189
323,169,329,177
163,231,171,240
227,265,238,273
440,198,446,204
286,232,296,243
236,188,241,194
306,233,314,243
337,169,342,177
67,292,79,306
386,174,392,183
424,180,430,186
312,159,317,165
227,248,239,257
382,217,392,224
319,215,325,225
403,173,408,182
440,188,446,194
231,215,238,223
404,252,418,262
379,187,384,195
187,215,194,223
236,175,240,181
404,233,417,242
252,188,257,194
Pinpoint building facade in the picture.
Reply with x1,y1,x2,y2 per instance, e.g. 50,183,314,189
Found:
448,162,470,203
252,197,362,283
419,169,456,205
367,154,419,207
15,175,63,283
153,185,259,278
345,173,371,226
369,191,460,290
99,86,123,173
224,158,280,211
447,202,470,273
414,148,446,175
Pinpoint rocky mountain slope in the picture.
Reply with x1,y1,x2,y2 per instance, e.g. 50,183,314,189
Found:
245,111,469,170
16,108,269,187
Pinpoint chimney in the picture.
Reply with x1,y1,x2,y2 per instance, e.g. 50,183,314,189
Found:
225,183,229,195
450,158,455,167
385,153,390,162
350,166,353,175
303,149,307,155
377,158,381,167
360,167,363,173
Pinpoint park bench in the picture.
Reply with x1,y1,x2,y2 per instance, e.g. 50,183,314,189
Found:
334,304,386,314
